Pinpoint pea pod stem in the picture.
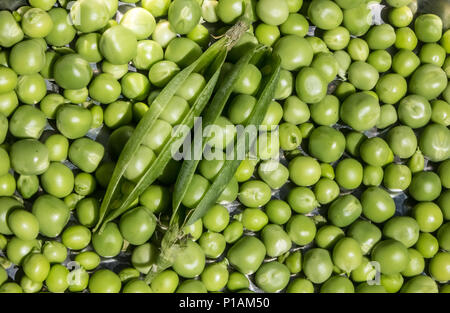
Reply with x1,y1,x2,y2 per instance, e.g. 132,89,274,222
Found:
95,21,250,233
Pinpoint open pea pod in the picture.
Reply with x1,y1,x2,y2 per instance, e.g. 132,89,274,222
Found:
171,44,267,222
184,53,282,226
95,49,229,232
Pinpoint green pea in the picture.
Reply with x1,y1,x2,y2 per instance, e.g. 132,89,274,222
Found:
351,257,376,283
0,11,24,48
44,8,75,47
380,273,404,293
198,231,226,259
419,123,450,162
261,224,292,257
68,138,105,174
389,5,413,27
383,164,411,191
42,241,67,264
61,225,91,250
335,158,363,190
176,279,207,293
9,105,46,139
409,171,442,202
360,137,393,167
10,139,49,176
131,243,158,274
168,0,201,34
151,270,179,293
99,25,137,65
223,220,243,244
371,239,409,275
172,240,205,278
415,232,439,258
437,190,450,221
227,271,249,292
274,35,313,71
0,198,21,234
429,252,450,283
303,248,333,284
201,262,229,292
409,64,447,101
148,60,180,88
342,4,371,36
151,20,177,48
320,276,354,293
237,208,268,232
40,162,73,198
227,236,265,275
176,73,206,104
122,279,152,293
216,0,244,24
7,209,39,241
0,173,15,197
73,251,100,271
313,178,339,205
430,100,450,126
386,126,417,159
238,180,271,208
287,187,318,214
165,38,202,69
401,275,438,293
255,261,290,293
16,73,47,105
286,278,314,293
22,253,50,283
328,194,362,228
340,92,380,132
437,222,450,251
6,237,40,265
9,39,45,75
314,225,344,250
142,0,170,17
0,91,18,118
258,161,289,190
307,0,342,30
44,264,69,293
414,14,442,43
88,269,121,293
264,200,292,225
92,222,123,258
32,195,70,238
89,73,121,104
286,214,316,246
288,156,321,187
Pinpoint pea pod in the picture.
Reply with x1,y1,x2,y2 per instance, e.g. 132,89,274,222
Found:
172,44,265,219
95,23,249,232
184,53,281,226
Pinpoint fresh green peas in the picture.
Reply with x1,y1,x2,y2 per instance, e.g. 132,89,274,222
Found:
165,38,202,68
92,222,123,258
261,224,291,257
0,91,19,117
320,276,354,293
45,8,76,47
361,187,395,223
264,200,292,225
68,138,105,174
389,6,413,27
383,217,419,248
118,268,140,284
89,269,121,293
139,185,170,214
10,139,49,176
152,20,177,48
307,0,343,30
0,66,17,94
176,73,206,104
409,64,447,101
401,248,425,277
172,240,205,278
222,220,243,244
42,241,67,264
397,95,431,129
56,104,92,140
0,148,9,177
6,237,40,265
7,209,39,241
383,164,411,192
308,126,345,163
104,100,133,129
202,204,229,233
121,73,151,101
23,253,50,283
431,100,450,126
201,262,229,292
227,236,265,275
303,248,333,284
327,194,362,228
32,195,70,238
367,50,392,73
176,279,207,293
345,131,365,158
340,92,380,132
280,13,309,38
89,73,121,104
392,49,420,78
168,0,201,34
40,162,74,198
274,35,313,71
360,137,393,167
131,243,158,274
323,26,350,51
255,261,290,293
149,60,180,88
415,232,439,258
216,0,244,24
119,206,156,246
375,73,408,105
347,38,369,62
22,275,43,293
234,64,262,96
99,25,137,65
133,40,164,71
412,202,443,233
61,225,91,250
181,174,209,209
409,171,442,202
40,94,66,119
258,161,289,189
371,240,409,275
74,173,96,196
53,54,93,91
227,271,249,292
376,104,397,129
75,197,99,228
315,225,345,250
238,208,268,232
394,27,418,51
10,40,45,75
120,7,155,41
419,123,450,162
141,0,170,17
287,187,318,214
151,270,179,293
122,279,152,293
0,282,24,293
74,251,100,271
386,126,417,159
438,160,450,189
286,278,314,293
335,158,363,190
46,264,69,293
429,252,450,283
342,4,372,36
282,96,309,125
313,178,340,205
437,223,450,251
0,11,24,48
16,73,47,105
0,173,15,197
289,156,321,187
348,61,379,91
254,24,279,47
199,231,226,259
332,237,362,273
286,214,316,246
419,43,446,67
351,257,376,283
365,24,396,50
414,14,443,43
238,180,271,208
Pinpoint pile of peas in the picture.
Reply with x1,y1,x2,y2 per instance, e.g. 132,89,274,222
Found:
0,0,449,293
